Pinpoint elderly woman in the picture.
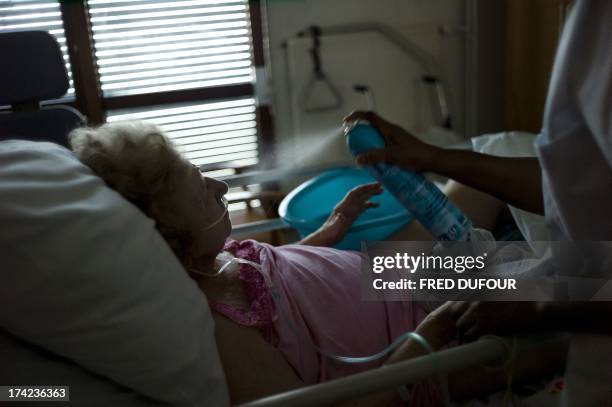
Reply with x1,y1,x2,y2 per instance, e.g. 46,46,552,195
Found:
69,121,465,405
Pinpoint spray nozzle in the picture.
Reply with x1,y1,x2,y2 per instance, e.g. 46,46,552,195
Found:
342,120,359,137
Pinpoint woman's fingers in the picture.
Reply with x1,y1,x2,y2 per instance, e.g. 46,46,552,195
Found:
356,181,383,189
347,182,383,198
455,302,478,334
362,182,384,193
449,301,470,319
335,183,383,219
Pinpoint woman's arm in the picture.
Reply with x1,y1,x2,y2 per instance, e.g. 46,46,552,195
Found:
212,313,303,404
299,182,383,247
345,111,544,215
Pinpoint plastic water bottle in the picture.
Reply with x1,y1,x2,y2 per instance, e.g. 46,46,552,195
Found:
345,122,472,241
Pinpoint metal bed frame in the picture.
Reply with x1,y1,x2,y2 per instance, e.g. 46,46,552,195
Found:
240,334,565,406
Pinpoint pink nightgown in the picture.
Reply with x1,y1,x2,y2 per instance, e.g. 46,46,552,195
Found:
210,239,428,385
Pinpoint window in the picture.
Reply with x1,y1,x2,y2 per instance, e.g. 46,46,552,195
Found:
0,0,269,172
88,0,254,97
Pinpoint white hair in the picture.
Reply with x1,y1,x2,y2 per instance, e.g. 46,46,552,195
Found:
69,120,193,259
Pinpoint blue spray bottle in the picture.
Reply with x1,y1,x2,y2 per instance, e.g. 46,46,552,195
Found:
345,122,472,241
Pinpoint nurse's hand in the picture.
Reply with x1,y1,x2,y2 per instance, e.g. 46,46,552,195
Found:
299,182,383,247
343,111,442,171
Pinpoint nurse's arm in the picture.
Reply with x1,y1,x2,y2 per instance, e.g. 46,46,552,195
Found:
454,301,612,339
431,150,544,215
347,111,544,215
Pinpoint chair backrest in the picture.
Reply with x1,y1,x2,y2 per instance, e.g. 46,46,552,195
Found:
0,31,85,148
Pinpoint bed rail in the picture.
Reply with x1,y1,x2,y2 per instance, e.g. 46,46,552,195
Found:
239,334,566,407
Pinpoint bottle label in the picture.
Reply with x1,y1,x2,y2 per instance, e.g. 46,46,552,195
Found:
368,164,471,241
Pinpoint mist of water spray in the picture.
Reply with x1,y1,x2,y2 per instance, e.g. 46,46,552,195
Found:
294,125,347,165
260,125,349,169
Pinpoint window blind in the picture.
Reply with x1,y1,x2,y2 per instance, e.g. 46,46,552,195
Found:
0,0,74,98
88,0,255,97
106,97,259,168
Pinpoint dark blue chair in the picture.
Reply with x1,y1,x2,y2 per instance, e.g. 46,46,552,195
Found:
0,31,85,148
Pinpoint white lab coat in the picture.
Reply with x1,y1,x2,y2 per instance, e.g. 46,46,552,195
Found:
535,0,612,405
536,0,612,240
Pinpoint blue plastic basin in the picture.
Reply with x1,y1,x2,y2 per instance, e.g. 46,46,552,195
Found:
278,168,412,250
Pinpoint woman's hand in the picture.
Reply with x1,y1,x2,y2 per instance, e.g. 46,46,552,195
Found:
386,302,459,365
299,182,383,247
343,111,441,172
416,301,462,350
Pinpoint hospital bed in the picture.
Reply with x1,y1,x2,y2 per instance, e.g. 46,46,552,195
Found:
1,125,565,407
2,136,566,406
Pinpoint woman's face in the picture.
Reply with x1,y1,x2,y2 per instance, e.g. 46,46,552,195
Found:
171,159,231,258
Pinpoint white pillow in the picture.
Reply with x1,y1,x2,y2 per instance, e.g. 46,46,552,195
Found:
0,140,228,406
472,131,550,256
0,330,163,406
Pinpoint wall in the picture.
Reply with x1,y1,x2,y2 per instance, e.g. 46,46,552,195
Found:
465,0,506,138
504,0,573,133
262,0,470,169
